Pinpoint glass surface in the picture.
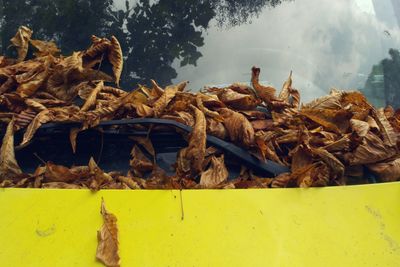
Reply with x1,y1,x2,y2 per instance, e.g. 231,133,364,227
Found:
1,0,400,107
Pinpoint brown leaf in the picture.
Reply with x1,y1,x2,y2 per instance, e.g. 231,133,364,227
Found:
300,108,352,133
206,118,227,139
196,94,224,121
302,89,342,109
310,147,344,179
116,176,142,189
218,88,259,110
81,81,104,112
271,173,293,188
96,199,120,267
220,108,255,147
200,155,228,188
251,119,274,131
69,127,82,154
152,81,187,117
135,103,154,117
44,162,81,183
372,108,398,147
323,135,350,152
108,36,123,87
291,145,313,172
350,119,369,137
42,182,82,189
129,145,153,175
130,136,155,158
251,67,277,103
16,69,49,97
88,158,114,189
367,158,400,182
0,120,22,179
20,109,52,147
278,71,292,101
176,105,206,176
30,39,60,57
348,132,396,165
85,35,111,58
10,26,33,62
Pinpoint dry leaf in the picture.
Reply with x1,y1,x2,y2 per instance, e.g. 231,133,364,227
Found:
108,36,123,87
69,127,81,154
220,108,254,147
372,108,398,147
348,132,397,165
176,105,206,176
200,155,228,188
0,120,22,179
96,199,120,267
218,88,258,110
10,26,33,62
81,81,104,112
130,136,155,158
20,109,52,147
367,158,400,182
350,119,369,137
44,162,81,182
303,89,342,109
42,182,82,189
130,145,153,175
30,39,60,57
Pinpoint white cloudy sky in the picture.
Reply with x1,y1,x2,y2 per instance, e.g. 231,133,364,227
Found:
115,0,400,102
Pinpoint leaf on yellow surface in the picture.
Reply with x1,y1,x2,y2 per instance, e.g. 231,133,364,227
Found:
96,199,120,267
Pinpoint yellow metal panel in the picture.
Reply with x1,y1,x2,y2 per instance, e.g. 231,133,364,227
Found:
0,182,399,266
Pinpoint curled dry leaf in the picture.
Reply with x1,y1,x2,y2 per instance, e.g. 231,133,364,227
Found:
20,109,52,147
200,155,228,188
108,36,123,87
310,147,344,179
251,67,277,103
0,120,22,179
97,199,120,267
302,89,343,109
218,88,258,110
130,136,155,158
152,81,187,117
88,157,114,189
42,182,82,189
30,39,60,57
81,81,104,112
278,71,292,101
176,105,206,176
350,119,369,137
130,145,153,175
44,162,81,183
196,94,223,121
348,132,397,165
372,108,398,147
220,108,254,147
10,26,33,62
367,158,400,182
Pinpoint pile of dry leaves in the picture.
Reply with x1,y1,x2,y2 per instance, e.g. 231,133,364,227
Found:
1,26,400,189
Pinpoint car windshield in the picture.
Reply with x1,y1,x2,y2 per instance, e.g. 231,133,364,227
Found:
1,0,400,107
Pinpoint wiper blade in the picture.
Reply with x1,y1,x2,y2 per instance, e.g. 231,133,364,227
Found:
30,118,290,177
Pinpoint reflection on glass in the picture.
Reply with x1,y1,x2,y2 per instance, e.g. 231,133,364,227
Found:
1,0,400,105
0,0,284,88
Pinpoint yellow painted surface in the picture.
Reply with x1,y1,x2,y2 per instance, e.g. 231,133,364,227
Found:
0,182,399,267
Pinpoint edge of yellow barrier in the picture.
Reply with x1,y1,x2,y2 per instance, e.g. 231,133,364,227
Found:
0,182,399,267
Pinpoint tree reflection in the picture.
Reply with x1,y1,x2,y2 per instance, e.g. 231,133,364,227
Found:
363,48,400,108
0,0,286,88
